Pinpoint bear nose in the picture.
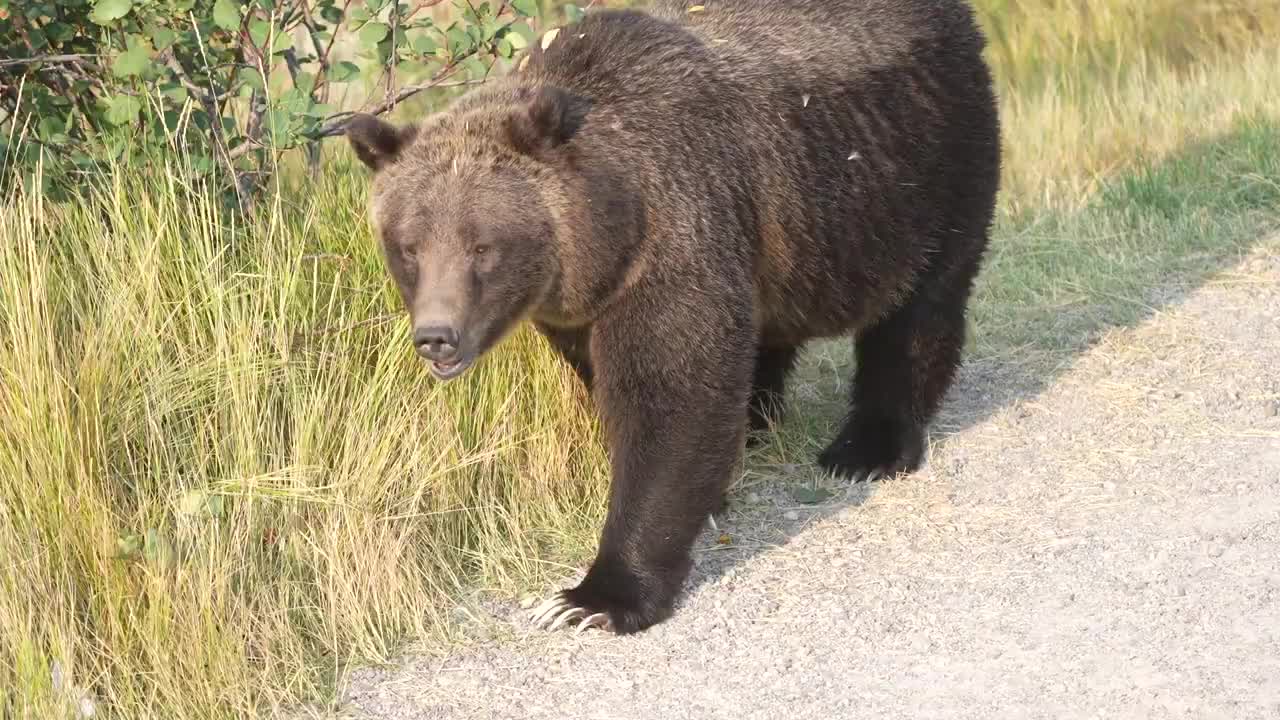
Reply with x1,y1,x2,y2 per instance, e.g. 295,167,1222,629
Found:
414,325,460,361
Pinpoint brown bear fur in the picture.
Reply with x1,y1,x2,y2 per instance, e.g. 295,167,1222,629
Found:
346,0,1001,634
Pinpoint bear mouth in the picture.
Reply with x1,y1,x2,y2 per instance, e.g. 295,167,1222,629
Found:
429,356,473,381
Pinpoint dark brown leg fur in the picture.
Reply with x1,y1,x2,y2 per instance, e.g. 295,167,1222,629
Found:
818,256,980,482
551,283,753,634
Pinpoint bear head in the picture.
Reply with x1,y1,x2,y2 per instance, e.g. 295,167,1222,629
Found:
346,84,591,381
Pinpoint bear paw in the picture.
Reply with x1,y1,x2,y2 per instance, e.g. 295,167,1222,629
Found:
528,587,663,635
529,561,677,635
817,413,926,483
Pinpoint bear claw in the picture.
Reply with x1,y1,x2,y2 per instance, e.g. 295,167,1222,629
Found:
529,595,614,633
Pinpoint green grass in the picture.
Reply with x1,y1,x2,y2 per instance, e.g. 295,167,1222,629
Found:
4,1,1280,718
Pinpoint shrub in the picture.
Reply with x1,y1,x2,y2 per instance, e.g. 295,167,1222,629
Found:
0,0,578,206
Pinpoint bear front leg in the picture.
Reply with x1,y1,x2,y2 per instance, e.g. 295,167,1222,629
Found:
530,285,753,634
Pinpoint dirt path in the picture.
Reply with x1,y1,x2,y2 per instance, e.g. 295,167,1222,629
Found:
309,243,1280,720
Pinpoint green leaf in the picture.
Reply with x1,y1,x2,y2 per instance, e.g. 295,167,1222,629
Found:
510,0,537,17
26,28,50,51
149,26,177,50
112,44,150,78
45,22,75,43
205,495,226,519
348,6,371,23
563,3,585,23
105,94,143,125
266,108,298,146
411,35,437,56
358,21,389,48
445,26,470,56
240,68,266,92
505,27,529,50
36,116,65,143
278,87,310,114
294,71,316,94
460,55,487,79
161,83,188,103
212,0,241,32
320,3,343,24
330,61,360,83
249,18,271,47
89,0,133,25
497,37,513,59
191,154,216,174
272,29,294,54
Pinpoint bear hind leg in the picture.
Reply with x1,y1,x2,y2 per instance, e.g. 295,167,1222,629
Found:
818,260,978,482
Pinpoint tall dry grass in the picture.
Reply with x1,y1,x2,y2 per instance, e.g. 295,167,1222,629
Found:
3,1,1280,717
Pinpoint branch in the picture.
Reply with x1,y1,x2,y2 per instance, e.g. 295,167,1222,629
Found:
0,54,102,69
163,53,235,105
186,11,257,213
313,76,484,138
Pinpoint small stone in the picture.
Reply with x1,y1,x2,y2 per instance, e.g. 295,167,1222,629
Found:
746,492,762,504
519,595,537,610
784,510,800,521
1173,584,1187,597
1164,389,1181,399
1266,401,1279,418
1102,481,1117,492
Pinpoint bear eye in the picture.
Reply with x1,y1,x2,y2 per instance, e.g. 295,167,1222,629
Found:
473,244,491,256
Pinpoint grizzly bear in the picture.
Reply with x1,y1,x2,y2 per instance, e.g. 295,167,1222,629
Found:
346,0,1001,635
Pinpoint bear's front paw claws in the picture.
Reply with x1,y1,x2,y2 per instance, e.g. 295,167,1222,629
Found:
547,605,588,632
529,595,615,634
574,612,612,634
529,596,572,628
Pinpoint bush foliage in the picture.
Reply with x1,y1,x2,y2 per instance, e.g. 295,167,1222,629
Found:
0,0,578,204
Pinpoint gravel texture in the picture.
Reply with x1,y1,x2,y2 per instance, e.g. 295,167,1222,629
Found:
297,244,1280,720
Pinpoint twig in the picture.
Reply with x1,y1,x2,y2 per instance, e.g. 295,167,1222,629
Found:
0,54,102,68
187,11,256,212
313,76,485,138
163,54,234,104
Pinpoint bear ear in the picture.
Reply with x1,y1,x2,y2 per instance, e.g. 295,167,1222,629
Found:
504,85,591,157
345,113,419,171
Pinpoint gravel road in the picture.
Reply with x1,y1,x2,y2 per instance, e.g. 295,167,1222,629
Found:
301,242,1280,720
